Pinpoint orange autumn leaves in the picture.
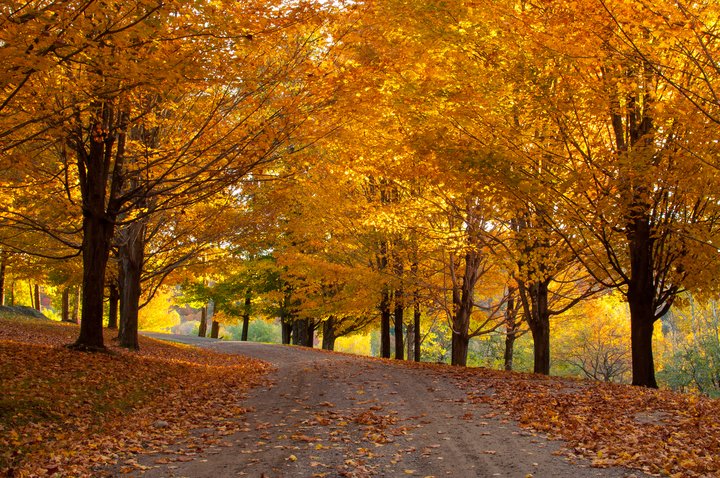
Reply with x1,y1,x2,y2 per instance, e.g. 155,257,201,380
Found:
0,317,271,477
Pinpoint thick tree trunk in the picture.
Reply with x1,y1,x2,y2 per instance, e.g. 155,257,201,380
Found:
281,318,292,344
61,288,70,323
292,320,301,345
71,103,124,351
529,318,550,375
531,282,551,375
34,284,40,311
394,287,404,360
107,283,119,329
380,288,391,358
118,222,145,350
301,319,314,347
628,269,658,387
75,213,114,349
210,320,220,339
322,317,336,351
451,330,469,366
292,318,313,347
241,290,251,341
414,302,421,362
451,252,481,366
198,305,208,337
626,212,660,387
518,279,551,375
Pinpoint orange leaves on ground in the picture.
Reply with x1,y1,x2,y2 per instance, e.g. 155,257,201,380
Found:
442,366,720,477
0,317,271,477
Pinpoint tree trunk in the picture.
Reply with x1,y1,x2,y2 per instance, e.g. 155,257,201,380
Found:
292,320,301,345
380,288,391,358
394,287,404,360
450,252,482,366
292,318,312,346
118,221,145,350
0,254,6,306
72,286,80,324
281,318,292,344
61,288,70,323
529,318,550,375
210,320,220,339
71,103,124,351
107,283,119,329
198,305,208,337
504,288,518,371
628,281,658,388
34,284,41,311
241,290,251,341
626,211,660,387
414,298,421,362
517,279,551,375
322,317,336,351
406,320,414,362
305,320,314,347
28,282,34,309
504,332,516,372
8,281,14,306
451,330,469,366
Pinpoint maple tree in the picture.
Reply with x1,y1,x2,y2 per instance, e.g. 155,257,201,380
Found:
1,0,333,351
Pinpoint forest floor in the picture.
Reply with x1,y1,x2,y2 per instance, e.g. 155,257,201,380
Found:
2,320,719,478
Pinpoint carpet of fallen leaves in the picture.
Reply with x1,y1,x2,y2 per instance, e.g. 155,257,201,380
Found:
437,365,720,478
0,316,271,478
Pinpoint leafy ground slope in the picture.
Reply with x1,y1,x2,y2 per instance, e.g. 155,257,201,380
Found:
0,316,270,477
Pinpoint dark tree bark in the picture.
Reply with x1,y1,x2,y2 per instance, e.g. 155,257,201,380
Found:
627,217,659,387
198,305,208,337
393,287,404,360
240,290,251,341
450,251,482,366
503,288,518,371
0,251,5,305
107,283,119,329
518,279,551,375
71,286,80,324
8,281,14,306
379,288,391,358
281,318,292,344
292,318,313,347
118,222,145,350
61,288,70,323
322,316,336,351
291,320,301,345
71,103,124,351
406,320,414,362
413,301,421,362
34,284,40,311
210,320,220,339
611,87,664,388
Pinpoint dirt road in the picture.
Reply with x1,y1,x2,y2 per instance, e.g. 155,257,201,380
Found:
135,336,642,478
